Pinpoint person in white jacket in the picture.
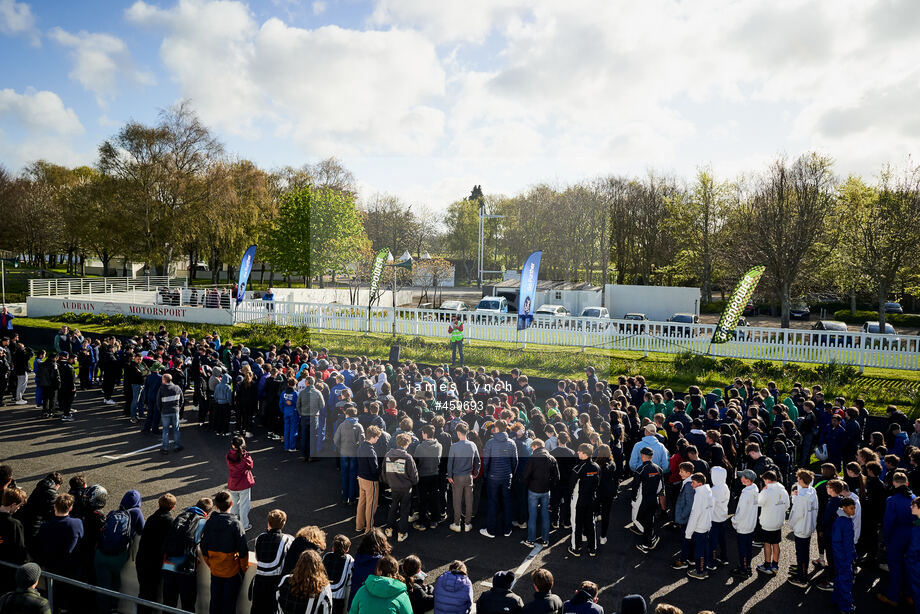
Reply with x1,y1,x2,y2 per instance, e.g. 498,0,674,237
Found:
787,469,819,587
685,473,714,580
756,470,790,575
731,470,759,577
709,466,730,567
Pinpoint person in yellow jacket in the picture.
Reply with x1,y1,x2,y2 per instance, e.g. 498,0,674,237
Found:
448,316,464,366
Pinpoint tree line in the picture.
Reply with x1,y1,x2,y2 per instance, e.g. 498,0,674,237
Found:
1,103,919,329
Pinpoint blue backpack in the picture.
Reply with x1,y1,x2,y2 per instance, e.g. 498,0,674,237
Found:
99,509,132,555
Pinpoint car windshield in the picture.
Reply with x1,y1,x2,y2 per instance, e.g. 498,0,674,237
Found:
442,302,460,309
625,314,643,320
478,300,500,310
672,315,693,323
535,307,556,314
582,309,600,317
887,303,901,308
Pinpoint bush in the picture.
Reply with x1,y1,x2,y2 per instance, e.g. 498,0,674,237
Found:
717,357,752,377
700,301,726,314
833,309,920,327
752,360,785,380
673,352,718,376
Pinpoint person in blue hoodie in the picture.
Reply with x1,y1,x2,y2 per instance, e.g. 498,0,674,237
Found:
563,581,603,614
890,423,910,458
433,560,473,614
481,421,518,539
905,498,920,614
831,497,857,613
670,462,695,570
213,371,234,436
279,378,299,451
628,425,668,473
877,472,916,607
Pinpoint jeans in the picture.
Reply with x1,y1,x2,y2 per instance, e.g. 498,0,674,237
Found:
486,477,512,536
736,532,754,569
209,573,242,614
230,488,251,530
300,414,320,458
794,535,811,578
451,340,464,365
283,409,299,450
130,383,144,418
162,413,180,450
339,456,358,502
799,433,814,467
709,520,727,561
161,570,197,611
692,531,710,573
527,490,550,543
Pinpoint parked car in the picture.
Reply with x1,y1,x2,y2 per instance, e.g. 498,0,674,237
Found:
619,312,648,334
789,303,811,320
439,300,469,312
860,321,900,350
534,304,570,317
885,302,904,314
666,313,700,337
580,306,609,318
811,320,851,346
475,296,508,313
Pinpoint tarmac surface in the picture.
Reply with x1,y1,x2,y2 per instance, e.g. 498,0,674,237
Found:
0,384,910,614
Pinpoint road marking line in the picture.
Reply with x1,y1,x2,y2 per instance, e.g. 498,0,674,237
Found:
101,443,163,460
509,545,543,589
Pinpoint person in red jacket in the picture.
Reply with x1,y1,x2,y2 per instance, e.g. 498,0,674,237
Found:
226,436,255,532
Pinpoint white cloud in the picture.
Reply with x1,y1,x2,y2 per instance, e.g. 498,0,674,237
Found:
49,27,155,107
126,0,445,155
0,0,39,46
0,88,84,135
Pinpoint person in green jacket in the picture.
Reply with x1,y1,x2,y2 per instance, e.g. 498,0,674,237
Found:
637,392,655,421
349,555,412,614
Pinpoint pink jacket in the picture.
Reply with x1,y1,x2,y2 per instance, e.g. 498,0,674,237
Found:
226,449,255,491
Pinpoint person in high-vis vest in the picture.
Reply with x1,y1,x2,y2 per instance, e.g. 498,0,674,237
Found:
448,316,464,366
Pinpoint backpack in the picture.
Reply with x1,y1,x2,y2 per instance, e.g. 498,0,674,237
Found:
163,510,201,571
99,509,133,555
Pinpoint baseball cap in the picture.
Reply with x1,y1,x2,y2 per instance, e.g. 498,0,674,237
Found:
740,469,757,481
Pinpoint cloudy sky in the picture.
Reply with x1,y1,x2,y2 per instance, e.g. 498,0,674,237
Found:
1,0,918,207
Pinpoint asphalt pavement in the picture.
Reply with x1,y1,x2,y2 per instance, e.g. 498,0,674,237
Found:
0,384,909,614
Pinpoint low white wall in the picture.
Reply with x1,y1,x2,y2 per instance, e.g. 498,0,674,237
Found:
26,296,235,325
604,285,701,322
260,288,414,306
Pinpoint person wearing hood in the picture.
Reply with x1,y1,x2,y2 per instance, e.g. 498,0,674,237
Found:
615,595,646,614
787,469,819,588
476,570,523,614
226,436,255,531
279,378,300,451
349,555,412,614
877,471,916,607
563,581,603,614
94,490,145,613
731,470,759,577
383,433,419,542
348,529,390,609
756,470,789,576
213,371,234,436
433,559,473,614
709,466,730,567
413,425,443,531
628,425,668,474
685,473,713,580
481,421,518,539
831,497,857,613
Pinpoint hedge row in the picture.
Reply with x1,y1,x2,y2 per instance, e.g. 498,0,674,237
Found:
833,310,920,327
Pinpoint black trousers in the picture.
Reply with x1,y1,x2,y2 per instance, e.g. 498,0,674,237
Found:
58,389,75,416
136,563,163,614
40,386,56,414
572,504,596,552
387,489,412,534
102,368,118,400
637,502,657,546
162,570,197,612
250,575,281,614
418,475,440,524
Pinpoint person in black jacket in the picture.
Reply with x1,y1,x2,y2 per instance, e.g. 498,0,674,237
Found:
57,353,77,421
631,449,663,553
522,439,558,547
595,445,618,545
400,555,434,614
356,427,381,534
0,486,28,594
136,494,176,614
568,444,600,558
521,568,563,614
18,473,62,555
476,570,523,614
549,433,576,530
35,353,60,418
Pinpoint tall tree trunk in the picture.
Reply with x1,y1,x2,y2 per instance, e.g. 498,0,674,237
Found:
780,281,791,329
877,282,888,331
189,248,197,283
850,287,857,315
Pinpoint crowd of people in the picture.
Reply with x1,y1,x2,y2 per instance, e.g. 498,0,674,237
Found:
4,323,920,614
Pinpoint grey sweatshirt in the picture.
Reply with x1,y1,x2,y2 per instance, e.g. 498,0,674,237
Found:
447,439,481,478
413,439,442,478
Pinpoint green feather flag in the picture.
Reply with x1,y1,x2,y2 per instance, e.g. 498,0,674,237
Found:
711,265,765,344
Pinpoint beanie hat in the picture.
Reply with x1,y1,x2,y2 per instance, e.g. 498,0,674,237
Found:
16,562,41,588
492,570,514,589
620,594,647,614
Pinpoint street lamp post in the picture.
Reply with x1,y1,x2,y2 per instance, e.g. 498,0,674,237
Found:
478,204,504,287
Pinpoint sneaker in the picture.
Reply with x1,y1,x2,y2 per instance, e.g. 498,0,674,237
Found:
464,524,472,532
815,581,834,592
129,418,138,424
512,521,524,528
687,570,708,580
537,538,547,546
588,550,597,557
756,564,776,575
398,533,408,542
503,531,512,537
15,400,27,405
449,523,462,533
649,536,660,550
878,562,890,572
429,523,437,530
787,576,809,588
412,523,427,531
706,563,717,571
408,513,419,523
385,528,394,538
599,536,607,545
812,557,827,568
479,529,495,539
567,546,581,557
636,544,650,554
628,525,643,536
521,539,535,548
670,559,688,570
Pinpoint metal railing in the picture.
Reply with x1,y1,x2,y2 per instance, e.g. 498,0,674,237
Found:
232,299,920,370
0,560,190,613
28,276,179,297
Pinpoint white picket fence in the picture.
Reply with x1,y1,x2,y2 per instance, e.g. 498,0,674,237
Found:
29,276,178,297
233,299,920,371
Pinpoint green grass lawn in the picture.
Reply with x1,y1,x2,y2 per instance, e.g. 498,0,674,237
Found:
16,315,920,417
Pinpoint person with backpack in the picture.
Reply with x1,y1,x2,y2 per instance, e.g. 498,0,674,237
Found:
94,490,145,613
227,436,255,531
251,509,294,614
162,498,213,611
136,494,176,614
200,490,250,614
